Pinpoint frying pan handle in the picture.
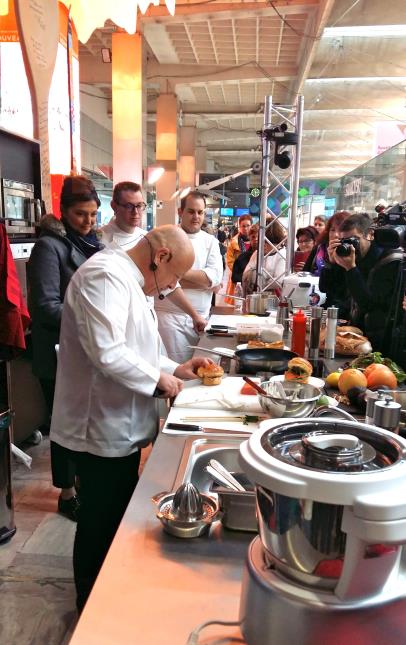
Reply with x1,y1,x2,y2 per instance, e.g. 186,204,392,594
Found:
187,346,236,359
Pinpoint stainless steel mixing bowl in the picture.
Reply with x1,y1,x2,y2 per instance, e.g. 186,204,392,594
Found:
258,381,321,418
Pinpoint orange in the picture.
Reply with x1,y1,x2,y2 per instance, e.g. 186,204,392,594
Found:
338,369,367,395
366,366,397,390
363,363,389,378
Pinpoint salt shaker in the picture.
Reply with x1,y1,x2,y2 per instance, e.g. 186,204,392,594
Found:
324,306,338,359
365,389,386,425
373,397,401,434
308,306,323,360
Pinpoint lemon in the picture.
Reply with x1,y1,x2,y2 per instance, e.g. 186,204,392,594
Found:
326,371,341,388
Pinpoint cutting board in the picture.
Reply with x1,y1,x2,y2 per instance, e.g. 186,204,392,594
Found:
162,406,261,435
173,377,263,413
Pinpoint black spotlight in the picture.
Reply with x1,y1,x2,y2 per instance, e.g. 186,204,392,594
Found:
274,147,291,169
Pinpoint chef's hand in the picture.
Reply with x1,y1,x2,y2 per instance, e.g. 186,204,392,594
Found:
403,296,406,311
192,314,208,333
334,245,356,271
156,372,184,398
174,357,214,380
327,236,341,263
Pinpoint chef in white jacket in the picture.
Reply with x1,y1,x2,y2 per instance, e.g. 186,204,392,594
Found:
155,191,224,362
50,225,212,612
101,181,146,251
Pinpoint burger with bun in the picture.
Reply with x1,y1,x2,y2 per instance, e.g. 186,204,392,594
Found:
197,363,224,386
284,357,313,384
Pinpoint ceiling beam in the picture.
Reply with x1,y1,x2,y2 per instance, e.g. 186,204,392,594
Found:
146,62,297,85
291,0,336,97
142,1,318,23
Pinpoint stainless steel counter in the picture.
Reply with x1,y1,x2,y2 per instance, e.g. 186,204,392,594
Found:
70,429,250,645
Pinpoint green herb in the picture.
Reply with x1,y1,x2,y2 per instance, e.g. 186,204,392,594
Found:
350,352,406,383
243,415,260,424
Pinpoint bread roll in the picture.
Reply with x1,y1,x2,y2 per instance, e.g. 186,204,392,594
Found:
284,357,313,383
196,363,224,386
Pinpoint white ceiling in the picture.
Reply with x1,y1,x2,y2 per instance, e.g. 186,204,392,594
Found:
79,0,406,182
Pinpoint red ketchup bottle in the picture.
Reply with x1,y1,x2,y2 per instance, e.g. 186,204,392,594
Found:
291,309,306,357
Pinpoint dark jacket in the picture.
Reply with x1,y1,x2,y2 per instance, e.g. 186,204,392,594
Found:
231,247,254,284
27,216,91,379
319,242,402,352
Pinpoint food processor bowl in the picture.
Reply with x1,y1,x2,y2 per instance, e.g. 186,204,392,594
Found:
240,419,406,598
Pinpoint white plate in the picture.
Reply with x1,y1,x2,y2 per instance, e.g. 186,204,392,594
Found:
269,374,325,389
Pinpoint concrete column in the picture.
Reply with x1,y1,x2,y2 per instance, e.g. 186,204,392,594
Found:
195,146,207,177
155,93,178,225
112,32,144,185
178,126,196,188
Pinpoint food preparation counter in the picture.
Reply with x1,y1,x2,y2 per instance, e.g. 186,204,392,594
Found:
69,319,354,645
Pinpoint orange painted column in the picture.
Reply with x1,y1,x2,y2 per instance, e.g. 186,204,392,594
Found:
155,93,178,225
112,32,144,185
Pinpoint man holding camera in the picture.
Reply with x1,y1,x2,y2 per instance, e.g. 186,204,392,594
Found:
322,212,402,352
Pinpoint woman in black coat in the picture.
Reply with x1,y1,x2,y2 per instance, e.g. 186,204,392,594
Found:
27,175,103,520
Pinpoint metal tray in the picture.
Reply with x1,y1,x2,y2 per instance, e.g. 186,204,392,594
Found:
172,437,257,532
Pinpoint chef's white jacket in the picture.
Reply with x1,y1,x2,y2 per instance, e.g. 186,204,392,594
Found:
101,218,146,251
154,229,223,362
50,247,178,458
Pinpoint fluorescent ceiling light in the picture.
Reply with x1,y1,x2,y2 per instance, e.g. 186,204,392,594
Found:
323,25,406,38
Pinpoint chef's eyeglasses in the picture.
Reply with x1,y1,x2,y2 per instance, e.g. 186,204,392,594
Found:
118,202,147,213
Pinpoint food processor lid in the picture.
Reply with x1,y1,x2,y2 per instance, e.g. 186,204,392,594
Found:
262,420,402,473
239,419,406,510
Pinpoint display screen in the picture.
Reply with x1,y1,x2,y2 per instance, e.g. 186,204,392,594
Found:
235,208,250,217
220,207,234,216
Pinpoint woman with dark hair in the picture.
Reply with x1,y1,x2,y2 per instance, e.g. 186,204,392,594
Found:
304,211,350,276
27,175,103,520
242,218,287,296
293,225,318,272
313,215,326,236
225,214,252,303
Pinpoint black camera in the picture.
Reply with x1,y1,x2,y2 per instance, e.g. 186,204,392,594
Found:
335,236,360,257
374,202,406,249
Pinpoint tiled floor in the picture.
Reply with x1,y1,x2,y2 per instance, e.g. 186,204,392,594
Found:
0,437,77,645
0,436,152,645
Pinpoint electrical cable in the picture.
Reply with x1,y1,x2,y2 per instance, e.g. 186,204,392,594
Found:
186,618,243,645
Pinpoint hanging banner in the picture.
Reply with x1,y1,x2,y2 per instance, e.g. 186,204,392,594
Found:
14,0,59,210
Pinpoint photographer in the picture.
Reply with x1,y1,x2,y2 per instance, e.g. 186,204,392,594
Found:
325,212,402,352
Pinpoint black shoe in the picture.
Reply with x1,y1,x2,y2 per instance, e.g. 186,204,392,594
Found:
58,495,80,521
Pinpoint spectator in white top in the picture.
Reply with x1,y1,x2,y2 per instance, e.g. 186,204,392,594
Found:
155,191,224,362
101,181,146,251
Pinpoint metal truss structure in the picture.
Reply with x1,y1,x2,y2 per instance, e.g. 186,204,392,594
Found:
255,94,304,292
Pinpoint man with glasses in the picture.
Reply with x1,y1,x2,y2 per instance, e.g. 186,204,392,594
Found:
101,181,147,250
323,212,402,352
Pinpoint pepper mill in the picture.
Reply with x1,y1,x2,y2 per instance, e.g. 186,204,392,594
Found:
308,307,323,360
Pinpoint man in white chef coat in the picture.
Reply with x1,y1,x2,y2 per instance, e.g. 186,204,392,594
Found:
155,191,224,362
101,181,147,251
50,225,212,613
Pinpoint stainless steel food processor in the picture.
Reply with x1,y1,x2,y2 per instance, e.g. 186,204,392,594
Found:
239,418,406,645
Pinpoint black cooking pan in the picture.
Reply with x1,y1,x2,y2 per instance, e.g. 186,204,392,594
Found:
189,346,298,375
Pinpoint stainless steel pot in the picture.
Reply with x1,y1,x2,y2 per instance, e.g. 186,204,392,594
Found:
246,293,279,314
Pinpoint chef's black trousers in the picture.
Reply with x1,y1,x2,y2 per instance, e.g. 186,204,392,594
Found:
73,449,141,613
39,378,77,489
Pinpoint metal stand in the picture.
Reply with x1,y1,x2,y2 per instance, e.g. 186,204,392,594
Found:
255,95,304,292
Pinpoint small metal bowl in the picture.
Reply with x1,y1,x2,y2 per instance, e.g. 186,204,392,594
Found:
258,380,321,418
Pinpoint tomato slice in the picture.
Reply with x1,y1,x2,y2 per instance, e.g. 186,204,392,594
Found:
240,382,258,395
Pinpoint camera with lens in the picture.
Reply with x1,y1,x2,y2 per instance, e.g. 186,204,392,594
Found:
374,202,406,249
335,236,360,257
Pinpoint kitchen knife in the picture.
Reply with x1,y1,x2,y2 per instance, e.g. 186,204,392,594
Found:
165,422,250,435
